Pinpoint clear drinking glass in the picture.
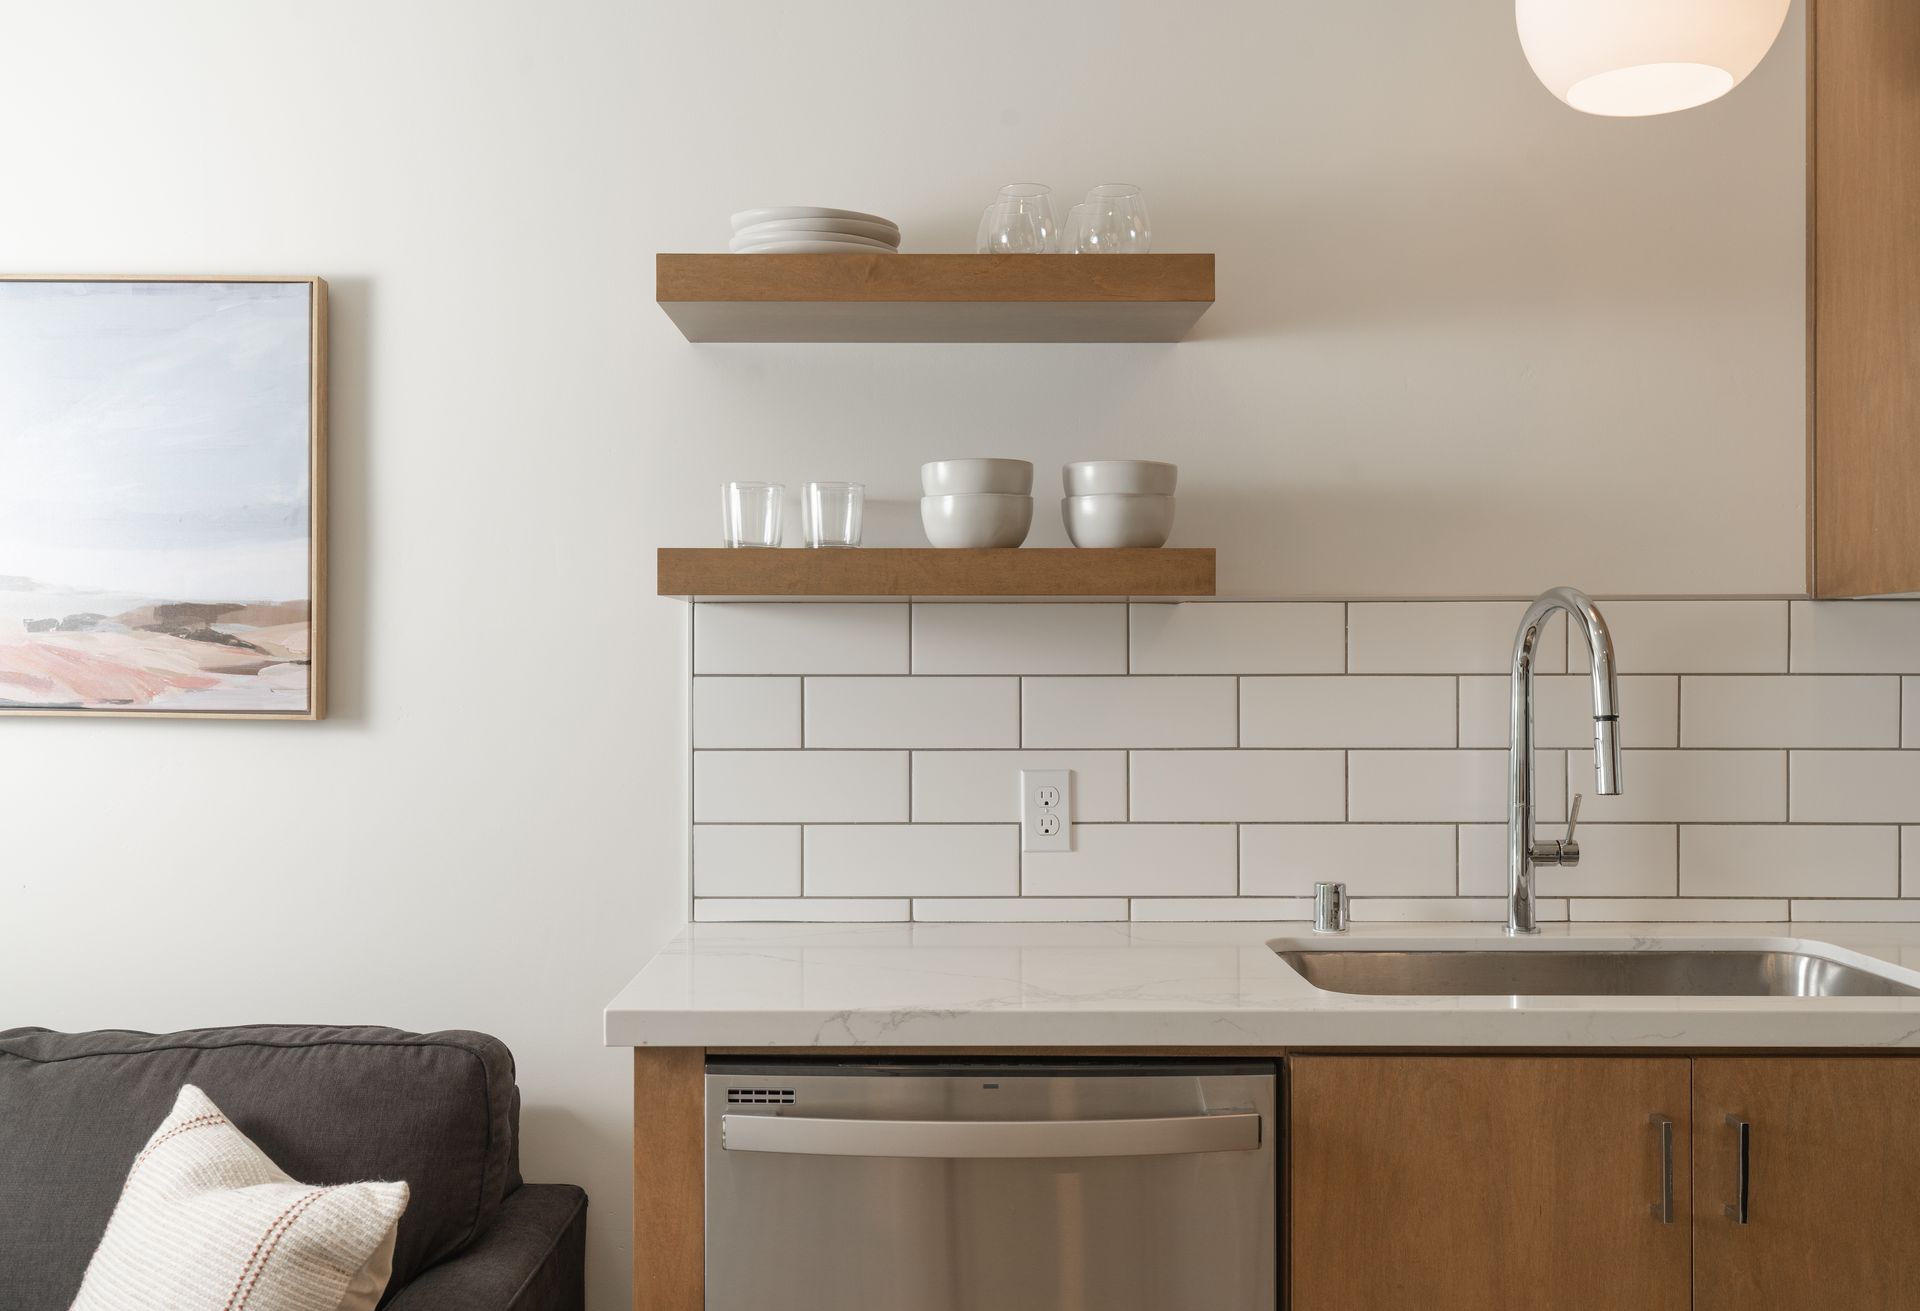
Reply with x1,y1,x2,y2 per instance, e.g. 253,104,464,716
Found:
977,183,1058,253
721,481,783,548
803,481,864,548
1077,183,1152,253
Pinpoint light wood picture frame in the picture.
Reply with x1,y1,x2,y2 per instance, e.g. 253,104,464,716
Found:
0,275,327,720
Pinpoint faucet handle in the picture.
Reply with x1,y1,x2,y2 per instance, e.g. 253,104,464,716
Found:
1531,794,1584,867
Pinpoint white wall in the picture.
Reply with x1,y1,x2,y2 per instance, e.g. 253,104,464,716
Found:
0,2,1803,1306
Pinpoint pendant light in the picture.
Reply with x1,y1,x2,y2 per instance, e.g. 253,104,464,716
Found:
1516,0,1791,117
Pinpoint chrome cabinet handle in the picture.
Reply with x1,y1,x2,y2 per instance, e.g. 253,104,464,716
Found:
1650,1114,1674,1224
1723,1114,1751,1224
720,1111,1263,1159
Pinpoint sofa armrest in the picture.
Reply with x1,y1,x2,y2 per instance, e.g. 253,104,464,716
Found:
382,1184,587,1311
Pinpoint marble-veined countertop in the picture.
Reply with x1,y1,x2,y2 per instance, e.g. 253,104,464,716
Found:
604,920,1920,1050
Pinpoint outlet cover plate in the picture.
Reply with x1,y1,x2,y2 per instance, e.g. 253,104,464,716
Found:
1021,768,1071,853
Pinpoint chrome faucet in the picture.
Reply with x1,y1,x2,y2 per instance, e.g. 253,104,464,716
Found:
1508,587,1623,935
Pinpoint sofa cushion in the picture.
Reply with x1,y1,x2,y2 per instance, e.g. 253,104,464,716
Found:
0,1025,522,1311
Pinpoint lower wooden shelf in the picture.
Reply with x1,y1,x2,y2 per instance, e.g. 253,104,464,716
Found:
657,547,1216,599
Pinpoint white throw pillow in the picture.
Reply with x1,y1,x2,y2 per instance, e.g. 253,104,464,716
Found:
71,1084,409,1311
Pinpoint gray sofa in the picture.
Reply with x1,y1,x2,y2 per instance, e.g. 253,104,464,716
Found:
0,1024,586,1310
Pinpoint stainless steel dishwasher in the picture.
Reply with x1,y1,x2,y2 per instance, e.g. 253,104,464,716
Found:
704,1058,1277,1311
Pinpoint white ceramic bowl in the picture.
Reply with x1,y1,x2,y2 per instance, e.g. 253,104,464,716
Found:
921,459,1035,496
733,216,902,245
922,494,1034,548
1062,493,1175,548
1062,460,1179,497
732,207,899,232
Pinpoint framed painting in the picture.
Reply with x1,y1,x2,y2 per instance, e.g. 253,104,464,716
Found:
0,276,326,719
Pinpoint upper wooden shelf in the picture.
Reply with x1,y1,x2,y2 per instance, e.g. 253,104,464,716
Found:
656,253,1214,342
658,547,1216,600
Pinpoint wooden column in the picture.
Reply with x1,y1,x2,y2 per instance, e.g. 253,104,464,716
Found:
1808,0,1920,596
633,1048,704,1311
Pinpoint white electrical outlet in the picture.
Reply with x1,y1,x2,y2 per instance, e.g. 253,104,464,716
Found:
1021,768,1072,853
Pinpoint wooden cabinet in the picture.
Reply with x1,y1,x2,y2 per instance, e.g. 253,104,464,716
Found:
1693,1058,1920,1310
1291,1054,1920,1311
1288,1056,1691,1310
1808,0,1920,596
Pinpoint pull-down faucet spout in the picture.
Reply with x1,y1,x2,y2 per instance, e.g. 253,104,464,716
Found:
1508,587,1623,935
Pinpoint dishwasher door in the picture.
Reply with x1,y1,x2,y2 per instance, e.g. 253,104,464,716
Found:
704,1059,1277,1311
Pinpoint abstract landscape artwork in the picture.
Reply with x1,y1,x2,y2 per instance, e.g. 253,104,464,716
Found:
0,277,326,718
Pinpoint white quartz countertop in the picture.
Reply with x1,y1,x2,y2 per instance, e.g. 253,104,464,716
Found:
603,921,1920,1050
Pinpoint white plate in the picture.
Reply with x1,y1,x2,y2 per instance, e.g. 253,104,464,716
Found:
732,206,898,232
733,237,901,255
731,230,897,253
733,216,902,245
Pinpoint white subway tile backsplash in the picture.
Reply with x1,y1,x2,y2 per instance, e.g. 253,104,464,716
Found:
1349,750,1566,823
1458,823,1678,897
1353,897,1568,923
1024,824,1237,897
805,825,1018,897
695,898,910,922
805,677,1018,748
914,897,1128,922
913,604,1125,674
911,751,1127,822
694,751,907,823
1790,752,1920,823
1023,676,1236,748
1570,897,1789,922
1570,750,1784,822
1242,824,1454,897
1570,600,1786,673
696,603,907,674
1129,603,1345,674
1130,751,1345,822
1791,601,1920,673
685,599,1920,927
1789,900,1920,923
1242,676,1455,748
693,677,801,749
693,825,801,897
1680,825,1899,898
1458,675,1677,749
1349,602,1566,674
1130,897,1314,921
1680,676,1899,748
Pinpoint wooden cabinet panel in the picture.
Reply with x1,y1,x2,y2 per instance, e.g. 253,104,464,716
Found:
1694,1057,1920,1310
1809,0,1920,596
1289,1055,1690,1311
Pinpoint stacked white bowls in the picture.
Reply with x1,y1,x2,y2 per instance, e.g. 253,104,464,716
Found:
730,206,902,254
1062,461,1178,547
921,460,1034,548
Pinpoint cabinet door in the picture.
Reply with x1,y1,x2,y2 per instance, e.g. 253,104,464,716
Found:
1694,1057,1920,1310
1289,1056,1690,1311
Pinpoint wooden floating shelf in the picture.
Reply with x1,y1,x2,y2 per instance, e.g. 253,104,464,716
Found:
658,547,1216,600
656,253,1214,342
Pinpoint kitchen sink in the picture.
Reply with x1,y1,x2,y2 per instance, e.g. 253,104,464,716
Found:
1274,947,1920,997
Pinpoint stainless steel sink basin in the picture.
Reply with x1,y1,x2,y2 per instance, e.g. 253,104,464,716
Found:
1274,948,1920,997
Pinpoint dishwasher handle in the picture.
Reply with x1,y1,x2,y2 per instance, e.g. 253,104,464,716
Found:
720,1111,1263,1159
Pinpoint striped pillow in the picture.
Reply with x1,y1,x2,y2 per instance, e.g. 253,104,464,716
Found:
70,1084,409,1311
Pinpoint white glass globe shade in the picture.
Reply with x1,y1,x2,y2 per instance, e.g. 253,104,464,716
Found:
1516,0,1791,117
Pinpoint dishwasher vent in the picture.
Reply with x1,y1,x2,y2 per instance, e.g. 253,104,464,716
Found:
726,1087,796,1105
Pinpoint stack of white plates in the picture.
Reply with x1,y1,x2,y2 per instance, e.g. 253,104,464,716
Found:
730,207,902,254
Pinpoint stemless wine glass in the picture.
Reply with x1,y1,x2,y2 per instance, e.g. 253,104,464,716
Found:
1080,183,1152,253
802,481,864,548
977,183,1058,253
721,482,783,548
